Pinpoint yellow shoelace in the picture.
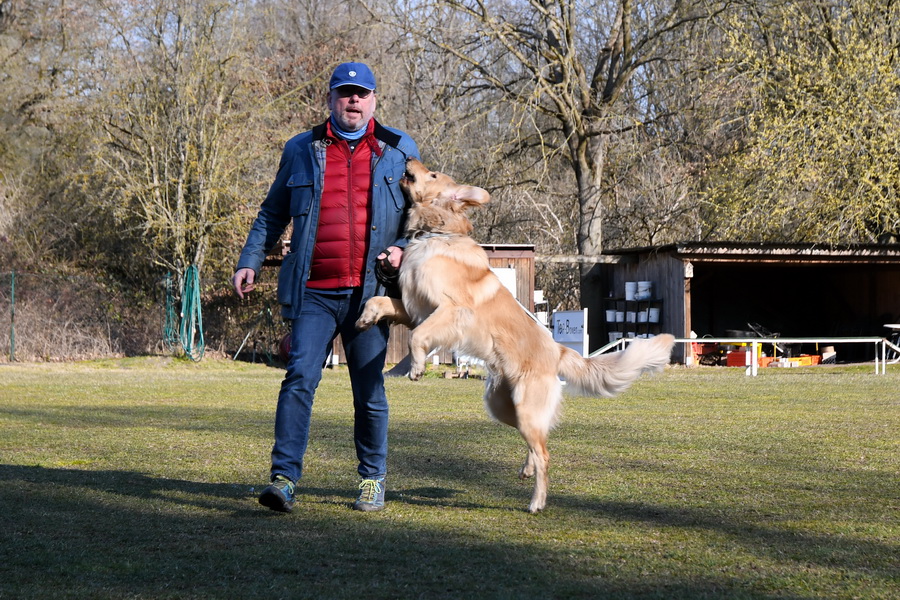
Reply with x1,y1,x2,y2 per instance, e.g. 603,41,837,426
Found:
357,479,383,503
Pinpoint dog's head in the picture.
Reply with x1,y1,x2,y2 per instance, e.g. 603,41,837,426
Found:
400,158,490,235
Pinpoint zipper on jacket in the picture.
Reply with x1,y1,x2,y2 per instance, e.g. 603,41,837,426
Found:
348,149,355,281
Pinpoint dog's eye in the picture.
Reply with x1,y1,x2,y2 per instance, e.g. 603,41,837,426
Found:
430,173,437,179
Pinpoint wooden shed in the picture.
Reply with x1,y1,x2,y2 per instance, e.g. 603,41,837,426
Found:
583,242,900,363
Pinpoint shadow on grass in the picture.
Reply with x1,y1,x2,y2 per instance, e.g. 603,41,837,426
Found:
3,459,894,599
0,462,841,600
0,404,272,435
557,494,898,583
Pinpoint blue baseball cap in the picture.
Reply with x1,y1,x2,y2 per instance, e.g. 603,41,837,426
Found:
329,62,377,91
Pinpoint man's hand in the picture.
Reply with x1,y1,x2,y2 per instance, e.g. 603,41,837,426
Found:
377,246,403,269
233,268,257,299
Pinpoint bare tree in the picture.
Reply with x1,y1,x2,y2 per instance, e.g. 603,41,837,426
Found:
0,0,16,32
358,0,723,312
372,1,719,255
80,1,256,283
77,0,376,288
0,0,99,266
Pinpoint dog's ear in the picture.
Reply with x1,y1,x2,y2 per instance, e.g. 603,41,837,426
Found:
452,184,490,207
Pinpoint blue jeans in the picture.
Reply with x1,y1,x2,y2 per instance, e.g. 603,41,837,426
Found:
270,288,390,483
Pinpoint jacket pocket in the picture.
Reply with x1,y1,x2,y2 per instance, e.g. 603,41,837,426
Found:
383,173,406,211
277,252,299,307
287,172,314,216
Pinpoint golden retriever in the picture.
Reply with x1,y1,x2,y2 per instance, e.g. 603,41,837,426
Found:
356,158,675,513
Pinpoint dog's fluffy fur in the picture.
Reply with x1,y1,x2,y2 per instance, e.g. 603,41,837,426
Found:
356,158,675,512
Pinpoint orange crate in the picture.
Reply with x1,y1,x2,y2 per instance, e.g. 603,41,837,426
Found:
726,351,752,367
692,342,718,355
727,351,771,367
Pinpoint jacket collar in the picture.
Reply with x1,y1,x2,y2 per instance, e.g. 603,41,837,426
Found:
312,118,401,148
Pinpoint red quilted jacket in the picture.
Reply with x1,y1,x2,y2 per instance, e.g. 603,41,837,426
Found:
306,121,380,289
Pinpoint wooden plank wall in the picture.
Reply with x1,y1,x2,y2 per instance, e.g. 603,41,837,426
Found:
587,253,689,360
484,247,536,312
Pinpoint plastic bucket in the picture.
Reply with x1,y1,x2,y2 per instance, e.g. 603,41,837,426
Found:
636,281,653,300
624,281,637,300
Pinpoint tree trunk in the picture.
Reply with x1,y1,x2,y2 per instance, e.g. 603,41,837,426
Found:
574,135,607,260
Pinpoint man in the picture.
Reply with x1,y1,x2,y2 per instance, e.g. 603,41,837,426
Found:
233,62,419,513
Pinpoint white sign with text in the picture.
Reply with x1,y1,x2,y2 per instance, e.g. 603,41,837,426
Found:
551,309,589,357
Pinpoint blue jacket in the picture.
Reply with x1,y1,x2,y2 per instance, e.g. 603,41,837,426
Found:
236,120,419,319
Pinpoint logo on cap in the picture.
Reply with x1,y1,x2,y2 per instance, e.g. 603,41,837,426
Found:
349,71,357,77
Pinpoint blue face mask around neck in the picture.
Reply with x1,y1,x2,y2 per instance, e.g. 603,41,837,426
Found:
330,115,368,141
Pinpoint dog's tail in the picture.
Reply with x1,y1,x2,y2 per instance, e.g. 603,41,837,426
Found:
557,334,675,397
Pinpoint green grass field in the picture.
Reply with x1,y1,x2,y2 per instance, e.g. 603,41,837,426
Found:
1,359,897,599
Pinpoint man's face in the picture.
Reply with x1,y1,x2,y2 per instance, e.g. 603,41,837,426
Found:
328,85,377,132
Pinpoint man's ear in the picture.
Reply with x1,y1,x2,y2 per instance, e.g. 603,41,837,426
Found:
453,185,490,207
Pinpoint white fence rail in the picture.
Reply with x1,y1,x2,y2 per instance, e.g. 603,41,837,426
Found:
593,336,899,376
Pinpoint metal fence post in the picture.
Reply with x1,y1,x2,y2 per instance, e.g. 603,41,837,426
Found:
9,270,15,362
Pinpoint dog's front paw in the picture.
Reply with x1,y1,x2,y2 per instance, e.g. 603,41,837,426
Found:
355,314,375,331
355,305,381,331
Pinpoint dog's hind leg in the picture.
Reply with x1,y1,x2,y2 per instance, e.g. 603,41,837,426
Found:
483,377,536,479
514,377,562,513
483,375,517,427
518,425,550,513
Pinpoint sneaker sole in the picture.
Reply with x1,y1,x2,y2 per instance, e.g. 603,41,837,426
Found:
259,489,294,513
352,502,385,512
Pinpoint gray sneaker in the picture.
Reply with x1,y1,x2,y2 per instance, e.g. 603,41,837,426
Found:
259,475,296,513
352,477,385,512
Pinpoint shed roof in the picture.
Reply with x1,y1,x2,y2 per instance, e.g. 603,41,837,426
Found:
602,242,900,264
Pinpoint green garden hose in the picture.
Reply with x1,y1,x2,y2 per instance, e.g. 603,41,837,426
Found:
163,273,179,352
179,265,205,361
164,267,205,361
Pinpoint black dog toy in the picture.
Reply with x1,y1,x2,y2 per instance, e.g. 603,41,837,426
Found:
375,249,401,298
